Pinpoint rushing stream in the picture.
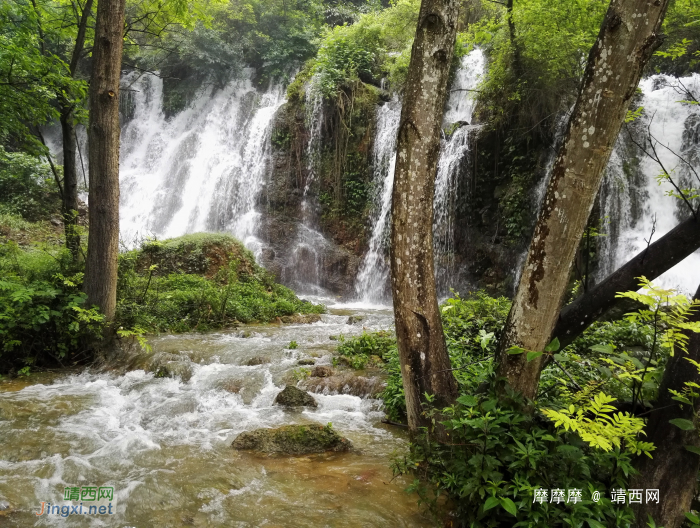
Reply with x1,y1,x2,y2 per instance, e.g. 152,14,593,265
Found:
0,302,432,527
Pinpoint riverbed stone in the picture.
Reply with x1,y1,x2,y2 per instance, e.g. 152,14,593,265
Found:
245,356,270,366
297,358,316,365
346,315,366,325
280,313,322,324
274,385,317,408
231,424,352,454
311,365,333,378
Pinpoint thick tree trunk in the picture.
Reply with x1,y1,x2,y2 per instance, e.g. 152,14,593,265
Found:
495,0,670,399
390,0,460,433
630,284,700,528
84,0,125,322
61,110,81,259
553,216,700,349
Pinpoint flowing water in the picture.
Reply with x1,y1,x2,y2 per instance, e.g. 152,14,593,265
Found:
119,71,284,251
354,49,485,303
0,303,433,527
597,74,700,294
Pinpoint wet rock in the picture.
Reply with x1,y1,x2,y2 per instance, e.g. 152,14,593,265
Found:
280,313,322,324
274,385,317,408
346,315,366,325
0,499,9,511
303,374,386,398
220,379,242,393
232,424,352,454
245,356,270,366
297,359,316,366
147,352,193,382
311,366,333,378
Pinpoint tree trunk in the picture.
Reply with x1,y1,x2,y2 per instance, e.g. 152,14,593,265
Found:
84,0,125,322
630,284,700,528
495,0,670,400
553,216,700,349
60,0,93,261
61,110,81,259
390,0,460,434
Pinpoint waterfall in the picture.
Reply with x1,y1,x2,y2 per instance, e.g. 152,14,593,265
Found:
353,98,401,303
598,74,700,295
354,49,485,303
119,71,284,251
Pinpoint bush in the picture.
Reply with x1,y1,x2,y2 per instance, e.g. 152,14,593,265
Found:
0,242,102,374
336,329,395,369
0,147,61,221
394,389,637,527
116,233,324,333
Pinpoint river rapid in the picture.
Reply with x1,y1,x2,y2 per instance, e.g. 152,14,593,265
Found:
0,301,433,527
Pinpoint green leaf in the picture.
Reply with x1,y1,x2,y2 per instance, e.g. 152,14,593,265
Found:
686,511,700,524
500,497,517,516
684,445,700,456
670,418,695,431
507,346,525,355
544,337,560,352
484,496,500,512
526,351,543,362
590,344,614,354
586,520,606,528
457,395,478,407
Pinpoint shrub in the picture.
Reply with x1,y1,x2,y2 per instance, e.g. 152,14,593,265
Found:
0,147,61,221
0,242,102,373
116,233,324,333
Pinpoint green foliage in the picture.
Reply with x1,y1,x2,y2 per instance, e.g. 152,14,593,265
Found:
0,147,61,221
116,233,324,333
288,340,299,349
542,391,654,455
0,0,84,150
0,242,103,373
310,0,420,97
394,389,636,527
336,330,396,369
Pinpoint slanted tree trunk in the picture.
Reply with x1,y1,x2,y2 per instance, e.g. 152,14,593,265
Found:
495,0,671,399
60,0,94,260
630,283,700,528
390,0,460,434
84,0,126,322
553,215,700,348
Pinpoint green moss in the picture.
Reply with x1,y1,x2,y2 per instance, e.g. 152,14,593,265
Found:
231,424,352,454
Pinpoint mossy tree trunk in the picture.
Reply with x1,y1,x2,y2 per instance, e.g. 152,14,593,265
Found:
495,0,671,399
84,0,125,322
630,283,700,528
389,0,460,434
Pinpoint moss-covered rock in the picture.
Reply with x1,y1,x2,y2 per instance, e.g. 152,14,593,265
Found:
274,385,318,407
231,424,352,454
280,313,322,324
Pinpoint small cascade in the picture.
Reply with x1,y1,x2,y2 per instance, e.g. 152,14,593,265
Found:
598,74,700,294
119,71,284,250
354,49,484,303
285,79,333,294
353,98,401,304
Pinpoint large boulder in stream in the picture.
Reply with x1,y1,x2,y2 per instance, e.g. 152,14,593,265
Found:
232,424,352,454
274,385,318,408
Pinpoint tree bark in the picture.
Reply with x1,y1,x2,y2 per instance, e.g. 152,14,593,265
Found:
389,0,460,433
630,284,700,528
84,0,125,322
495,0,671,400
60,0,94,260
61,110,81,258
553,216,700,349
